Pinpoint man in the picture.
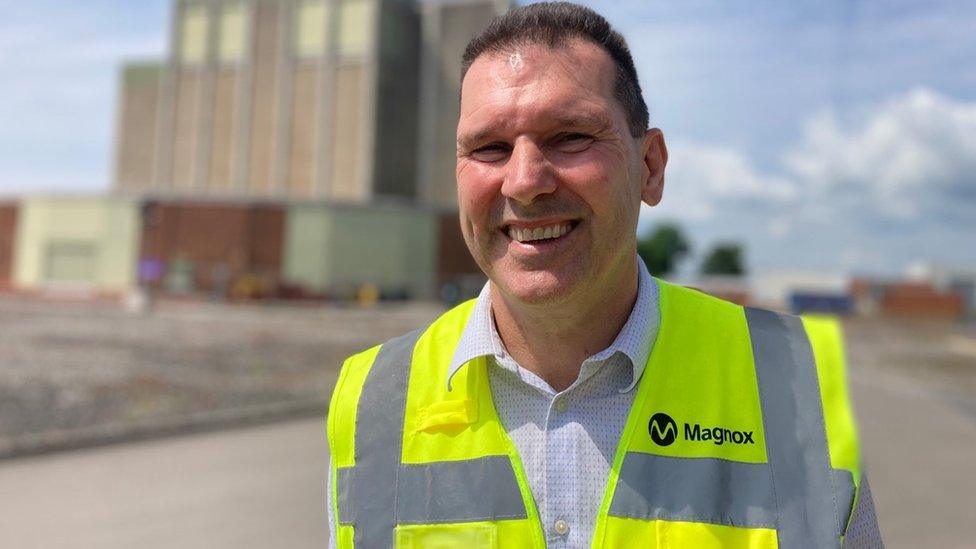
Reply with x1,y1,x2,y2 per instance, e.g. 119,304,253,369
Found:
327,3,882,547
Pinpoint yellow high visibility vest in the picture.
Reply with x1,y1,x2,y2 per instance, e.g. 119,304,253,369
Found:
328,280,863,548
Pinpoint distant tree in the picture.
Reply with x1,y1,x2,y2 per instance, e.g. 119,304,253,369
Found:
700,243,746,276
637,224,690,277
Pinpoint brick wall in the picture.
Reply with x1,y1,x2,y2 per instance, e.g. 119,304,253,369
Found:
0,203,17,289
139,201,284,294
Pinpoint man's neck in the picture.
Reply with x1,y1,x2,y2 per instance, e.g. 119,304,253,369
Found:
490,263,639,392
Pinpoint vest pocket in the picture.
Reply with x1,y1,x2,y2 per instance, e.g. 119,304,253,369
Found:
395,523,497,549
415,399,479,432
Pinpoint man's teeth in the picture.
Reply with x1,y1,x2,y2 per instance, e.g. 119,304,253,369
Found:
509,223,572,243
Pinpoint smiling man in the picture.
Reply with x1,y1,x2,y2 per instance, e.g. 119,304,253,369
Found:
455,24,664,393
327,3,881,548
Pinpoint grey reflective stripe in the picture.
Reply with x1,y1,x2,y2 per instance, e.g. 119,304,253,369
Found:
832,468,856,536
339,457,528,527
746,308,839,549
609,453,776,528
337,329,421,547
336,329,527,544
397,456,526,523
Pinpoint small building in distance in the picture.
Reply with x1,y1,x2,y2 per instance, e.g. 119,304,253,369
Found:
751,270,849,311
11,197,141,297
686,275,751,306
851,277,966,322
910,263,976,320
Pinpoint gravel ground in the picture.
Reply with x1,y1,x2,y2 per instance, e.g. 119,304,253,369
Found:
0,296,443,457
2,295,973,459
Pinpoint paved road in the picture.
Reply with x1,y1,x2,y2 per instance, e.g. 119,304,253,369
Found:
2,367,974,548
0,418,331,549
852,366,976,549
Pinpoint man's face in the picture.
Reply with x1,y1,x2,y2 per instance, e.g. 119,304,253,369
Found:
456,40,666,306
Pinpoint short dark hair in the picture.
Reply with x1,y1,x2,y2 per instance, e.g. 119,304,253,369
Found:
461,2,649,137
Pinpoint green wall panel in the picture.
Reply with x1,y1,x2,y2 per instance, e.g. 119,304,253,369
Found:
282,203,436,298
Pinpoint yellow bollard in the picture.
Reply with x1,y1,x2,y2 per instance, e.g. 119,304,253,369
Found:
357,283,380,307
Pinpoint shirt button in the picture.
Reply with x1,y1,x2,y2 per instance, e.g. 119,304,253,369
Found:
554,519,570,535
555,399,568,413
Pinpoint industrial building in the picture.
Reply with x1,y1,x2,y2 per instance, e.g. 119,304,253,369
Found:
114,0,505,206
7,0,505,300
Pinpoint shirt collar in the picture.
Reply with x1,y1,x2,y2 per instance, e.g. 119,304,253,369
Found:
447,257,660,392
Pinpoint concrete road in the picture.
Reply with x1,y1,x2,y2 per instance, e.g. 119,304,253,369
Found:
1,368,974,548
852,367,976,549
0,418,331,549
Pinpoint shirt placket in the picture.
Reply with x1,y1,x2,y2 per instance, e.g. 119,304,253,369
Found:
544,392,572,547
542,360,604,547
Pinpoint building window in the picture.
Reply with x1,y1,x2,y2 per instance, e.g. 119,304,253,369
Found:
45,241,98,284
218,2,248,63
339,0,374,56
181,5,209,64
294,0,328,58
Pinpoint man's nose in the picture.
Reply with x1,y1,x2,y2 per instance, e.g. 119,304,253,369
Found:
501,138,557,205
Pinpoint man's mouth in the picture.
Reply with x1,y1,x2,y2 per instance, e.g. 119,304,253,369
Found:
505,221,578,243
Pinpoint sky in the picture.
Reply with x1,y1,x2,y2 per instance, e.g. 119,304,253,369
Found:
0,0,973,276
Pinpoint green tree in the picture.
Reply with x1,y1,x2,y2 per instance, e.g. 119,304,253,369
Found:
637,224,690,277
700,243,746,276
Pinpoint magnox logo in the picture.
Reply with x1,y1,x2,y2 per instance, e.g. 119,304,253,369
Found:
648,412,755,447
648,413,678,446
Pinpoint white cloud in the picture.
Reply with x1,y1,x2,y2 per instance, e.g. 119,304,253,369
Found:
650,140,797,223
642,87,976,272
784,88,976,220
648,87,976,229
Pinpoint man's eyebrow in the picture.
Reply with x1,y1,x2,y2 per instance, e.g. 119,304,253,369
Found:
457,129,495,151
457,114,613,151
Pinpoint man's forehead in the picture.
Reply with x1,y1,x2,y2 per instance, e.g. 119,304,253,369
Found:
457,42,627,146
461,39,617,99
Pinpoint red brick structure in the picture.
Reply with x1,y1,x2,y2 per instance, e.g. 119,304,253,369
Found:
0,202,17,290
139,201,284,295
879,283,964,320
436,211,483,294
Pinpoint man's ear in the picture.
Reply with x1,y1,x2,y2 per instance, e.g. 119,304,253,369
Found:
639,128,668,207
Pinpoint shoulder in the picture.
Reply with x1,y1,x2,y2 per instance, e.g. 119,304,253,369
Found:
336,299,479,384
327,299,479,452
654,279,751,340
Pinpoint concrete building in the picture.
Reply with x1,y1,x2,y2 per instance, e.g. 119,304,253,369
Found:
417,0,507,207
114,0,506,207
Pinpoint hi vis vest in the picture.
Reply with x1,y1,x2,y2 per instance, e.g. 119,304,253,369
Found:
328,281,864,548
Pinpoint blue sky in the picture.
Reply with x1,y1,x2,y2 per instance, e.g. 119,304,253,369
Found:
0,0,974,275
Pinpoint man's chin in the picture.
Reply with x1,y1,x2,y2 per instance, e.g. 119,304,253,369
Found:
492,270,581,306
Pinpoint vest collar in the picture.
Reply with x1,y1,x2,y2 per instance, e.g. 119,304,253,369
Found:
446,258,660,392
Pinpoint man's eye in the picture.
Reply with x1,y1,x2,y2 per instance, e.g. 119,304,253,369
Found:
555,133,593,152
471,144,510,162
